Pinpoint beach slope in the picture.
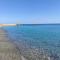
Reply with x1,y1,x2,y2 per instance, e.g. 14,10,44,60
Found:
0,29,26,60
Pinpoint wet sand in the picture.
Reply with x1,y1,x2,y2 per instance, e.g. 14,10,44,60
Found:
0,29,26,60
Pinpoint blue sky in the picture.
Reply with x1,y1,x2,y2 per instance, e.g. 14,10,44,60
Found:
0,0,60,24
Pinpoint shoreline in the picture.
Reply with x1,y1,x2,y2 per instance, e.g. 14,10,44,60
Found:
1,26,60,60
0,29,27,60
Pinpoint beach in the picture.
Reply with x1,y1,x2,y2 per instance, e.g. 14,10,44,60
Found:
0,24,60,60
0,29,26,60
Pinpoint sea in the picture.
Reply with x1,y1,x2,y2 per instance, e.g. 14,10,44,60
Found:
2,24,60,60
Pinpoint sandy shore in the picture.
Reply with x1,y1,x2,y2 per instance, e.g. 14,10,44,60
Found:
0,29,26,60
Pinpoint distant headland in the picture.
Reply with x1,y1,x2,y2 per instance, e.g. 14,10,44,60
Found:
0,24,16,27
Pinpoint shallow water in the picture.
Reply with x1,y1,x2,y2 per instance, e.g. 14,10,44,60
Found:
3,24,60,60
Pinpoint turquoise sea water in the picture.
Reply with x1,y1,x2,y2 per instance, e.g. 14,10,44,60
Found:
3,24,60,59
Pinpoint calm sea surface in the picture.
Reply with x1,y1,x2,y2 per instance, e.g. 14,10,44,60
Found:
3,24,60,58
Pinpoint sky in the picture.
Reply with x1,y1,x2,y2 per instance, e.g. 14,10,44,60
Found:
0,0,60,24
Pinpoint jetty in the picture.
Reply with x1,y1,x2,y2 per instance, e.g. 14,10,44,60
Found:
0,29,26,60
